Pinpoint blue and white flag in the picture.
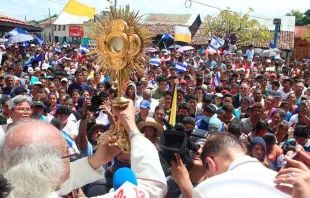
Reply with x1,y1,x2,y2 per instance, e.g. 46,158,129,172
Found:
149,57,161,66
33,34,45,46
161,33,174,40
8,28,29,36
213,72,221,86
80,45,90,53
55,47,61,53
23,41,29,47
175,62,187,74
208,35,225,53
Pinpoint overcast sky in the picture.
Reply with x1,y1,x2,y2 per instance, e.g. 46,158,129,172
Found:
1,0,309,21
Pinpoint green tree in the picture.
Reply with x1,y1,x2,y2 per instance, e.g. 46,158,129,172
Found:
204,8,272,46
286,9,310,26
286,10,305,26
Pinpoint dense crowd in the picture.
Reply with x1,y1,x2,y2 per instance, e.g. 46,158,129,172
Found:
0,41,310,198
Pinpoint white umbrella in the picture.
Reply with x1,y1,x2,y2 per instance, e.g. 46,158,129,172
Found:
262,48,281,57
7,28,34,45
177,46,194,52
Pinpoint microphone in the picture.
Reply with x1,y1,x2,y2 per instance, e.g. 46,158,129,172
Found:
113,167,137,191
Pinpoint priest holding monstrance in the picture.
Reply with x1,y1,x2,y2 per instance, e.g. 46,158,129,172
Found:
0,6,167,198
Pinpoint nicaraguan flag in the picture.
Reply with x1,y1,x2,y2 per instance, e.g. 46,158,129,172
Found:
208,35,225,53
23,41,29,47
161,33,174,40
175,62,187,73
55,47,61,52
33,34,45,46
8,28,29,36
213,72,221,86
80,45,89,53
149,57,161,66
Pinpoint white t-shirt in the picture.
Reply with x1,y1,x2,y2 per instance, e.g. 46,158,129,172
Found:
288,114,298,127
62,120,79,137
278,87,293,100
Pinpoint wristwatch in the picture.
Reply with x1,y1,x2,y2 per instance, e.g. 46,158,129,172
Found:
129,130,142,140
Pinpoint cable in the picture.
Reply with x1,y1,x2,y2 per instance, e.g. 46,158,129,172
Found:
185,0,273,21
48,0,67,5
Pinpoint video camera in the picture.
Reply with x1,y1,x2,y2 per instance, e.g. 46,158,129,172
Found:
158,119,209,176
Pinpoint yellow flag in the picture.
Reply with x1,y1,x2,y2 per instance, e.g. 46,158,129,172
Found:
169,83,178,127
54,0,96,25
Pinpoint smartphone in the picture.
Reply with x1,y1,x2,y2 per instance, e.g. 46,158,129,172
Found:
280,152,297,169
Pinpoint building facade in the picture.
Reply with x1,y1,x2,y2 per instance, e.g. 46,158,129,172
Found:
294,26,310,60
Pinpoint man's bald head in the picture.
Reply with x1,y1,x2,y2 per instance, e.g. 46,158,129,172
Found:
4,120,66,151
0,121,70,197
143,89,152,100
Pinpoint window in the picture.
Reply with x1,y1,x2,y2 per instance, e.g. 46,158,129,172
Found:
53,25,56,31
58,25,61,31
63,25,66,31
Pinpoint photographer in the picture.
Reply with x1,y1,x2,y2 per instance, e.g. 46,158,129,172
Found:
78,96,115,156
167,139,207,198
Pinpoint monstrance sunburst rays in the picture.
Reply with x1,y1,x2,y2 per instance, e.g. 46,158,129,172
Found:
88,5,152,84
86,5,152,153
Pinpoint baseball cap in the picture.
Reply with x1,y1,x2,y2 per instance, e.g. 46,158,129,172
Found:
270,73,277,78
266,59,271,63
28,67,34,73
61,78,68,82
139,100,151,109
179,79,187,85
33,81,43,87
221,90,231,95
32,101,44,108
34,67,41,72
214,93,223,98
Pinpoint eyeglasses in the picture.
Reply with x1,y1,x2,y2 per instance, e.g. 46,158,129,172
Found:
14,108,32,113
62,153,82,162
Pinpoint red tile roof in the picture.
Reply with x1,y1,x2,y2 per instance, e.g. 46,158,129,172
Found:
295,26,310,38
0,14,30,25
192,23,294,50
244,31,294,50
143,24,185,36
142,14,193,25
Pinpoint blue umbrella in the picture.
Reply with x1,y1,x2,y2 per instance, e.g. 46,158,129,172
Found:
168,45,181,50
7,28,34,45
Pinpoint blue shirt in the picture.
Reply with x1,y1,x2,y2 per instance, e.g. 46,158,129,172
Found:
68,82,90,95
205,60,217,68
80,141,94,157
246,49,254,61
195,116,209,131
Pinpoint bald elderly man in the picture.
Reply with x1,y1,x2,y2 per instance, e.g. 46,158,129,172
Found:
0,101,167,198
135,89,159,116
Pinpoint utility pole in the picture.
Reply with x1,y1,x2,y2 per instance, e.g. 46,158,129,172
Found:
25,16,27,22
114,0,117,7
48,8,54,44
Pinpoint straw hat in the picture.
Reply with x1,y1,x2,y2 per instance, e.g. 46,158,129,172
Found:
137,117,164,137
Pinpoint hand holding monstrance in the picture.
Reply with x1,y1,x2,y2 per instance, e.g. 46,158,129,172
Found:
88,6,151,153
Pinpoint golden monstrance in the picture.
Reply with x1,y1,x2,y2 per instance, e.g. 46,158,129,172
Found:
88,6,152,153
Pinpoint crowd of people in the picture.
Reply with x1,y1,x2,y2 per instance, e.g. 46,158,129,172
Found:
0,41,310,198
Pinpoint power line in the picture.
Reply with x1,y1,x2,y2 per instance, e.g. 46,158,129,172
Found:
48,0,67,5
185,0,274,21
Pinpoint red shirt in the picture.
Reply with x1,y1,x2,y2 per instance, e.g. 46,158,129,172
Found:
78,54,86,63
